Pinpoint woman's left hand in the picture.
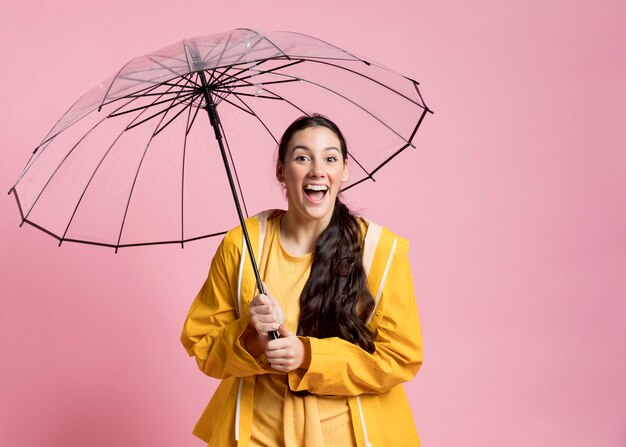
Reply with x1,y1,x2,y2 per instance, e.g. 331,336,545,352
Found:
265,325,308,372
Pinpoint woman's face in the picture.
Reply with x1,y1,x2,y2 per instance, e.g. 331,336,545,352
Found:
277,126,349,225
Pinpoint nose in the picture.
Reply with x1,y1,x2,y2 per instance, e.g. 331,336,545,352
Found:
308,158,326,177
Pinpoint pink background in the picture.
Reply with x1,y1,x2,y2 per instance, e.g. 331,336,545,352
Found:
1,1,625,446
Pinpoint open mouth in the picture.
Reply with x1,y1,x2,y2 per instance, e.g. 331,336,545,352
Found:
303,184,328,202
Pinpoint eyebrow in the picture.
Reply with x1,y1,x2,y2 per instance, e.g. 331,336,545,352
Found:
290,145,341,152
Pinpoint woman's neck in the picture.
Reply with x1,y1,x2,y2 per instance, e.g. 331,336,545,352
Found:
279,210,331,256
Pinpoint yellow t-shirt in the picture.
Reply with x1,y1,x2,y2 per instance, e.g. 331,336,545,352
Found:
249,214,356,447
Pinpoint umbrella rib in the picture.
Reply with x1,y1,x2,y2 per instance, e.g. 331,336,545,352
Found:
153,97,197,136
35,81,163,154
223,34,265,67
232,85,309,116
339,175,372,193
125,90,201,131
208,67,309,116
99,74,198,110
367,108,429,177
412,81,433,113
58,85,185,243
237,28,291,60
298,58,425,108
150,76,198,136
59,120,136,243
186,99,203,135
342,108,429,193
227,93,280,145
208,92,256,116
26,229,229,250
217,60,304,87
9,86,161,198
345,150,373,182
218,119,249,218
207,67,309,116
207,60,303,98
270,71,415,146
218,90,283,100
19,92,152,223
180,101,194,246
146,55,190,79
125,89,195,98
98,57,141,110
209,32,233,80
115,100,173,250
199,39,221,68
217,78,300,90
273,30,363,61
98,72,195,112
212,59,271,87
108,90,198,118
107,76,199,92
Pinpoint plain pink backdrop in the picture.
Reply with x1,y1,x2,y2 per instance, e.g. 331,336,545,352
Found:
1,1,625,446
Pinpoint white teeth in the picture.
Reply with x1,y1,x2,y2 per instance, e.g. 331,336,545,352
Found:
304,184,328,191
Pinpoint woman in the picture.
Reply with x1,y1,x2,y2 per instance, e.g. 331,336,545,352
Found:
181,115,423,446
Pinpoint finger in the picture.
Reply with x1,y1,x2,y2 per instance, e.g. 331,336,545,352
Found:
268,359,297,372
261,281,271,295
251,294,271,307
266,335,292,351
277,325,292,337
266,349,287,360
251,315,279,327
251,318,281,333
261,282,279,302
250,304,275,316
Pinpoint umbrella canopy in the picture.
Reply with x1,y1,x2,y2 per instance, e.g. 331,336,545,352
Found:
9,28,431,250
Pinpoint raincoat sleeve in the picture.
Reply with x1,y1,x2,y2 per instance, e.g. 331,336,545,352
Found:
180,232,269,379
288,237,423,396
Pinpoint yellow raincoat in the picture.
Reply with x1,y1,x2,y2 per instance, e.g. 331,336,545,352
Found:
181,210,423,446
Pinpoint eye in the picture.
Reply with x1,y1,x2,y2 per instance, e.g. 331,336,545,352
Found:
326,156,338,163
295,155,310,162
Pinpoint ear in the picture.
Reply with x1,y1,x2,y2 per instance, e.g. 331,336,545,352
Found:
276,161,285,182
341,161,349,182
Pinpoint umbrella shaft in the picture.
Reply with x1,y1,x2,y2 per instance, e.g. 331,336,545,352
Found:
197,71,279,339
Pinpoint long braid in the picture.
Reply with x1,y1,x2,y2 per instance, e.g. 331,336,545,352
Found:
297,199,376,353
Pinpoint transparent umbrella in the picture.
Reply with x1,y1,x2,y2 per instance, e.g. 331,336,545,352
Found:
9,28,432,306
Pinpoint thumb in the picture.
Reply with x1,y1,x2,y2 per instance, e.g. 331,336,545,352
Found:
278,325,292,337
262,281,274,298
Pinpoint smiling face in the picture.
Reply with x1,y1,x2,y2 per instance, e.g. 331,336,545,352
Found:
276,125,349,226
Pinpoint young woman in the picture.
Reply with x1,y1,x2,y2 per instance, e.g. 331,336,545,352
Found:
181,115,423,446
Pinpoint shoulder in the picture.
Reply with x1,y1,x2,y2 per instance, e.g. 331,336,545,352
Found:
221,209,285,254
356,215,410,254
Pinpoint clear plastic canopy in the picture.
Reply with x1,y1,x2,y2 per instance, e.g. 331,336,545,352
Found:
10,29,431,249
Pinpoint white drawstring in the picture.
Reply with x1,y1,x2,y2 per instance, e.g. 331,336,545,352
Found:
356,396,373,447
235,233,247,441
367,237,397,326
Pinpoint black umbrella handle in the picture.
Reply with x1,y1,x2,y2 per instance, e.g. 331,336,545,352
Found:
196,68,280,341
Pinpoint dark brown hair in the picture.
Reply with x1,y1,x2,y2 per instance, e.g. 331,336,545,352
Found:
277,114,376,353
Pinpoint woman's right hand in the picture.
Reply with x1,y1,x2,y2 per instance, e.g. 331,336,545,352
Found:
248,283,285,338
